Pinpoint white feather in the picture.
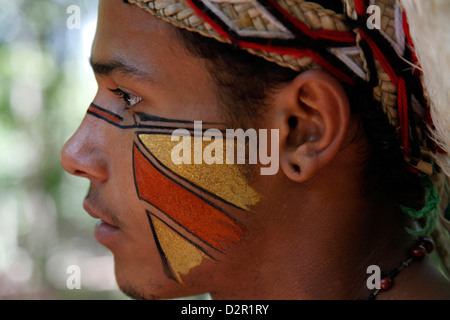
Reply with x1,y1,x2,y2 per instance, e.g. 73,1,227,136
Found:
401,0,450,177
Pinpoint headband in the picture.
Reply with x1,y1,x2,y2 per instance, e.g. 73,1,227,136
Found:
126,0,446,176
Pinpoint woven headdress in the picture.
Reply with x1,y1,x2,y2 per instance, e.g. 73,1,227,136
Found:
126,0,450,273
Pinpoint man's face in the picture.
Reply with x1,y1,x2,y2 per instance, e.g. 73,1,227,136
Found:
61,0,264,299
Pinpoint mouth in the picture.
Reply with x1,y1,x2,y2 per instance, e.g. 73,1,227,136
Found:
83,200,121,247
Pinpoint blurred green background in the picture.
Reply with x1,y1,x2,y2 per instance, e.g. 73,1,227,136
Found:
0,0,129,299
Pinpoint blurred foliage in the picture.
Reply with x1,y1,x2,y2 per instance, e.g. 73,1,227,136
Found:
0,0,128,299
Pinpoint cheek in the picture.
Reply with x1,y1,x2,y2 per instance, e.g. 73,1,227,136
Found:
89,101,262,285
133,132,261,283
106,132,138,203
137,133,260,210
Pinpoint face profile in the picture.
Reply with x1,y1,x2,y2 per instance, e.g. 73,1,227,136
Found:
60,0,450,300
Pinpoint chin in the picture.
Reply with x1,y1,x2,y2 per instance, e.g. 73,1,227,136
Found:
113,259,164,300
112,256,202,300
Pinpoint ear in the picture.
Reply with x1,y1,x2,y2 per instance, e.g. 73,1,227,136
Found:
273,70,350,182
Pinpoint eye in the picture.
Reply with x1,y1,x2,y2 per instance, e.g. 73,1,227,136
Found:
109,87,142,108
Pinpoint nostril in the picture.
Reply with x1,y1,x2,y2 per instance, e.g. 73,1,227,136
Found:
288,116,298,129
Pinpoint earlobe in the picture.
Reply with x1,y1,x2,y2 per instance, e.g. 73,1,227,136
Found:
276,70,351,182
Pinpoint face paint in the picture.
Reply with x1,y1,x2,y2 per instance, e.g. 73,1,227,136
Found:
133,142,243,251
87,103,123,126
87,104,261,283
137,133,260,210
147,212,213,284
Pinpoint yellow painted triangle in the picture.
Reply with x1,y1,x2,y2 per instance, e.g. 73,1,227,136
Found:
151,215,211,284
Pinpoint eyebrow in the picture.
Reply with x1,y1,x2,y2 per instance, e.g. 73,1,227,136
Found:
89,57,155,83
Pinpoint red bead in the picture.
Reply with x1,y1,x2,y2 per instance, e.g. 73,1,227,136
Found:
380,277,392,291
410,246,427,260
417,237,434,253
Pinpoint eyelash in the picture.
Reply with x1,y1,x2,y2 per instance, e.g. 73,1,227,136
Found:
109,87,142,108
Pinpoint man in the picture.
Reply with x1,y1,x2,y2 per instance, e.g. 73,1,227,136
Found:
61,0,450,299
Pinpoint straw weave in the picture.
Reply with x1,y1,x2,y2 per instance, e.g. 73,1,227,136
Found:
129,0,405,152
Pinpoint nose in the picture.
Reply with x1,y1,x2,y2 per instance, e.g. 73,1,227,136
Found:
61,114,109,183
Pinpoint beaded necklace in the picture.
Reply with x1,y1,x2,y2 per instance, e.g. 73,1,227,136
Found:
367,237,435,300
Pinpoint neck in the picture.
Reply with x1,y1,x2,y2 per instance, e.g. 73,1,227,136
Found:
212,158,415,299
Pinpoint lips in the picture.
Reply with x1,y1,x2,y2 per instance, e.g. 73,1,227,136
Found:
94,219,120,246
83,200,120,247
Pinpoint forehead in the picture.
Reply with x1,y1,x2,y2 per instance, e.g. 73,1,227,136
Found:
93,0,180,78
91,0,221,122
96,0,173,41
